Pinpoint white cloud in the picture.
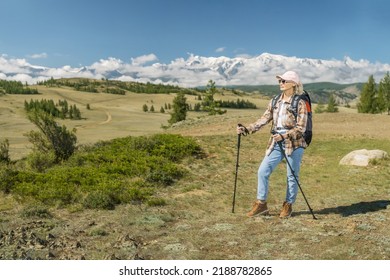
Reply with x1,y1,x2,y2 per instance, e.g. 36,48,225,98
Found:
235,53,252,59
215,47,225,53
131,53,158,66
90,57,124,74
1,52,390,87
28,52,48,59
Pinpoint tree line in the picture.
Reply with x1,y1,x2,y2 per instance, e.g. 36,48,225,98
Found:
168,80,257,124
358,72,390,114
0,80,39,94
24,99,82,120
38,77,201,95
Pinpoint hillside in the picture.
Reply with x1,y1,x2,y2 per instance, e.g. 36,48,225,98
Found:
230,82,364,105
1,81,390,260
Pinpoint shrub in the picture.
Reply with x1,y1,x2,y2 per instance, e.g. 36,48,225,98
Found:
21,204,53,218
0,139,10,164
26,151,56,172
27,110,77,162
130,134,203,161
0,166,19,193
1,134,203,209
147,197,167,207
83,190,117,210
145,156,185,185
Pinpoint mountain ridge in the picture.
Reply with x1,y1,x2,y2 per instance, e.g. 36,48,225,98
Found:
1,53,390,88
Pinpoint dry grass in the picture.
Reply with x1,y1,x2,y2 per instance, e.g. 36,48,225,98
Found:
1,87,390,260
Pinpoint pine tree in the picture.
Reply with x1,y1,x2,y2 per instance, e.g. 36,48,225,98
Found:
168,92,187,124
326,94,339,113
377,84,386,113
202,80,216,114
194,103,201,111
314,102,325,113
27,110,77,162
358,75,377,113
201,80,226,115
379,72,390,115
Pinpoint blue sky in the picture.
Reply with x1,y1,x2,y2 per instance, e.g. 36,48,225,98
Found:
1,0,390,68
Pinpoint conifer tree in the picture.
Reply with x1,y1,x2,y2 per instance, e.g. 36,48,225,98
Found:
27,110,77,162
379,72,390,115
202,80,217,114
202,80,226,115
168,92,187,124
377,84,386,113
326,94,339,113
358,75,377,113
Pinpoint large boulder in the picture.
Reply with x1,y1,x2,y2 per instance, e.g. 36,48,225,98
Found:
339,149,388,166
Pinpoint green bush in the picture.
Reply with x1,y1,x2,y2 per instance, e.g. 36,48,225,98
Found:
130,134,203,161
83,190,117,210
21,204,53,218
0,166,19,193
0,134,203,209
27,110,77,162
0,139,10,164
147,197,167,207
145,156,185,185
26,151,56,172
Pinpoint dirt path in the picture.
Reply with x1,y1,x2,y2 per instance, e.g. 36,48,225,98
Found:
48,89,114,128
99,110,112,125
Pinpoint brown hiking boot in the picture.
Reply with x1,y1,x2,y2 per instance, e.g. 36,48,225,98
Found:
247,200,269,217
279,201,292,218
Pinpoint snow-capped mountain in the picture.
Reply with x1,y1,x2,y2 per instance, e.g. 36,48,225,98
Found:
1,53,390,87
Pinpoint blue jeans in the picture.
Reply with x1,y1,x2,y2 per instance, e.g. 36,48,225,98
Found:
257,143,304,204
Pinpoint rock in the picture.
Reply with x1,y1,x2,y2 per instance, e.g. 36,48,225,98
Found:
339,149,388,166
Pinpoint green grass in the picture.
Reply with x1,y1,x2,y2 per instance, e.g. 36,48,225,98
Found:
172,132,390,215
1,82,390,259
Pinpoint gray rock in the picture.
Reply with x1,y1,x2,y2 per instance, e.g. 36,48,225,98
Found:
339,149,388,166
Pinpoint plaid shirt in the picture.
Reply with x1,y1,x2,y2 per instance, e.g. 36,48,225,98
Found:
248,94,308,156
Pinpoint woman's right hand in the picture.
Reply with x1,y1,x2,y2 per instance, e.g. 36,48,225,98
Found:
236,124,249,135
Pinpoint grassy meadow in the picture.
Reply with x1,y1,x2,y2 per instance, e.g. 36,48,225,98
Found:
1,83,390,260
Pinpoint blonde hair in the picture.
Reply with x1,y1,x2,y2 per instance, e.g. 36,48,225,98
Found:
294,82,304,94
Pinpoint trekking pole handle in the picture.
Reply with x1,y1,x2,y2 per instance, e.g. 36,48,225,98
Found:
237,123,249,136
271,129,284,142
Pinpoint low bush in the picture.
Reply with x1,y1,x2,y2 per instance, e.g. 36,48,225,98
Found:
0,139,10,164
21,204,53,218
0,134,203,210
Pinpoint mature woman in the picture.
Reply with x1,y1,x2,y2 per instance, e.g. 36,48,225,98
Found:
237,71,308,218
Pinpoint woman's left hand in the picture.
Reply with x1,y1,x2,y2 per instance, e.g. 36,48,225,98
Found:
273,133,286,142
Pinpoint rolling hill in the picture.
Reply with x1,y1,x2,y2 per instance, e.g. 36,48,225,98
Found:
1,78,390,261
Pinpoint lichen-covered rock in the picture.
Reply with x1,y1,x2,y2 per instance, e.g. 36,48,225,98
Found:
339,149,388,166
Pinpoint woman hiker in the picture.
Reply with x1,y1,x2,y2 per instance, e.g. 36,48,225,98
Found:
236,71,308,218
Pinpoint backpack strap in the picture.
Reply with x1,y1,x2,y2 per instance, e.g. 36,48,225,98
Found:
290,90,311,119
270,93,282,132
271,93,282,111
290,94,300,119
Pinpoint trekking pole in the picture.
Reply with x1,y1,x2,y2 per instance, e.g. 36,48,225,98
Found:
272,131,317,220
232,124,248,213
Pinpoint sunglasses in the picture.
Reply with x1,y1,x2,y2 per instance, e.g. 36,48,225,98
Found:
278,79,288,84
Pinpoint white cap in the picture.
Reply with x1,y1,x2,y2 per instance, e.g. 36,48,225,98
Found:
276,71,300,85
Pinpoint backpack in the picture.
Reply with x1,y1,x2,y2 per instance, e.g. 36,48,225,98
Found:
271,90,313,146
